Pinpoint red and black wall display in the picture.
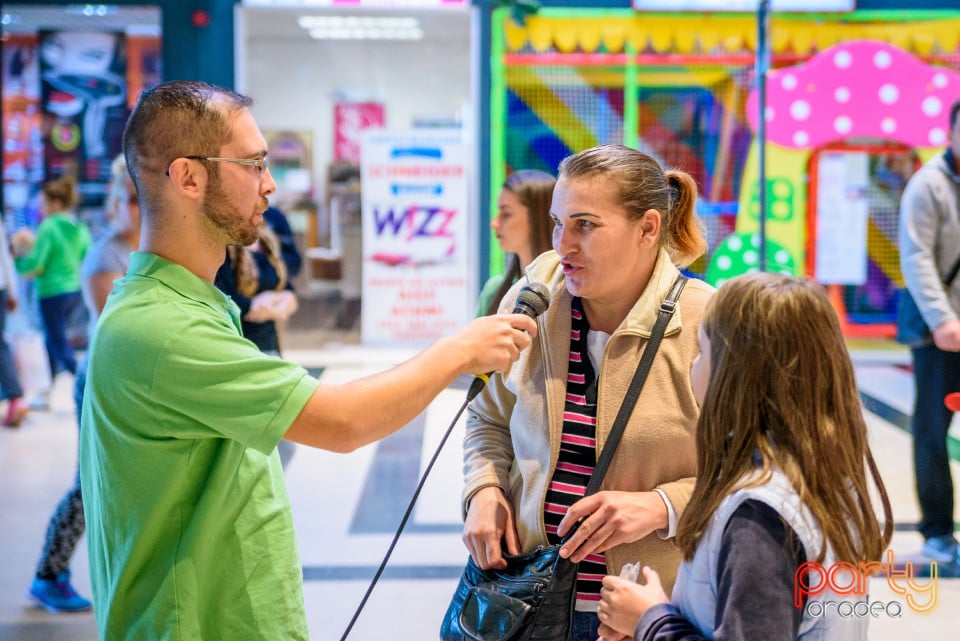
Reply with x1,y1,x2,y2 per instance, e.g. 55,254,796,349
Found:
39,30,130,206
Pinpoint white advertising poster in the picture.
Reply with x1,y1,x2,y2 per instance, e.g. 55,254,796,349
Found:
360,130,470,344
814,151,869,285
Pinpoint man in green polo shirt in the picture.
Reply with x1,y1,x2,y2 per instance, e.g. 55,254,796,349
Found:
78,80,537,641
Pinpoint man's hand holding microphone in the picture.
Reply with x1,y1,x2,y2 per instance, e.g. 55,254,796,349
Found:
288,283,548,455
450,312,537,381
466,283,550,400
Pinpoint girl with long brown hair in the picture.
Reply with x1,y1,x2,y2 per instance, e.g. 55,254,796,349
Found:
597,272,893,641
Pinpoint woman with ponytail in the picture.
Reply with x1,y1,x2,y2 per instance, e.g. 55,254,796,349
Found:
461,144,714,641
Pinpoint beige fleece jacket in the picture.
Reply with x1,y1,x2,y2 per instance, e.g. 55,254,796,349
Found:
462,249,714,592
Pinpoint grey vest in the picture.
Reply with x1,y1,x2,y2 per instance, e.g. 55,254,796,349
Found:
670,469,868,640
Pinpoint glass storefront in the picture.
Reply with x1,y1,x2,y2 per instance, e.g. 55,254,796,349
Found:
1,4,161,235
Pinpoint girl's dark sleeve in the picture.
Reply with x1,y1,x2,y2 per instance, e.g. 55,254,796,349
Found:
264,207,302,278
636,499,806,641
215,253,252,317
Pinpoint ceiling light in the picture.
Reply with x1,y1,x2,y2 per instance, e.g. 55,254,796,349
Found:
65,4,117,17
307,25,423,40
299,15,419,30
299,14,422,39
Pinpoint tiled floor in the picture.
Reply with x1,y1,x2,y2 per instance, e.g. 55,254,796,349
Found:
1,326,959,640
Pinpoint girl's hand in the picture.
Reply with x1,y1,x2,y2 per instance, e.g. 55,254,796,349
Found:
596,623,631,641
597,568,669,637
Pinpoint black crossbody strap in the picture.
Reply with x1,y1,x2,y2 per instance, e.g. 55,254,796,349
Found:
944,252,960,288
941,150,960,287
584,274,687,498
340,274,689,640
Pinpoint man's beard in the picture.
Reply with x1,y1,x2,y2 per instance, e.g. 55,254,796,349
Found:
202,173,260,246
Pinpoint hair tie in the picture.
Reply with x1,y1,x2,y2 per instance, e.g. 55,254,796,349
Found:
669,177,681,204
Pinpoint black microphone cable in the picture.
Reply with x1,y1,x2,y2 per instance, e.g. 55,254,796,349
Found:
337,393,471,641
337,282,550,641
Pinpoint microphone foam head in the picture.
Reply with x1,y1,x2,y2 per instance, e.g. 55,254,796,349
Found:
515,282,550,318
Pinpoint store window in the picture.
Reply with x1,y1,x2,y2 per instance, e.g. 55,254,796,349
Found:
1,4,161,236
237,1,472,341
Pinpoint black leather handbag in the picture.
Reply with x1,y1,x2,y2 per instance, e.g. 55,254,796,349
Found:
440,545,578,641
439,276,687,641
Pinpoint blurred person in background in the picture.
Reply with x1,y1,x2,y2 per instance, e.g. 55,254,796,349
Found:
12,174,92,407
216,206,301,468
0,220,28,427
27,155,139,612
898,97,960,571
477,169,555,317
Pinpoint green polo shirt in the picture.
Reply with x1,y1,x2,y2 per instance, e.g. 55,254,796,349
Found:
79,252,319,641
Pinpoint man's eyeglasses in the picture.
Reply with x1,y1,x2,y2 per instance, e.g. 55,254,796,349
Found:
184,155,269,174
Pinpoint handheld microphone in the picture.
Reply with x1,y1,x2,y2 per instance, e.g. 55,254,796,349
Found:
945,393,960,413
467,282,551,401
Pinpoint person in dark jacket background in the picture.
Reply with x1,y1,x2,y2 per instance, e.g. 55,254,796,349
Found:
216,205,301,466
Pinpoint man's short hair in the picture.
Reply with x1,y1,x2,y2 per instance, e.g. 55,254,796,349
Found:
121,80,252,213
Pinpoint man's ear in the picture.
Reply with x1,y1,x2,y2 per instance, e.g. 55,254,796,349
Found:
166,158,206,200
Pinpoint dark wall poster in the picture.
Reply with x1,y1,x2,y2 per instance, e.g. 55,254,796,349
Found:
39,30,129,206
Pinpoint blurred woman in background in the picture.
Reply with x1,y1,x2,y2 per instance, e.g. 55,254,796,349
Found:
477,169,556,316
216,207,301,467
0,221,28,427
13,174,91,386
28,156,136,613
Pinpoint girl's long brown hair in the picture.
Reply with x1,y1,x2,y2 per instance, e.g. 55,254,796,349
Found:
227,223,287,298
676,273,892,564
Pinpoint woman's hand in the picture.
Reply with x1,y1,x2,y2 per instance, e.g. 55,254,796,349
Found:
264,290,298,320
245,290,298,322
244,293,276,322
556,491,668,563
462,486,520,570
597,569,669,638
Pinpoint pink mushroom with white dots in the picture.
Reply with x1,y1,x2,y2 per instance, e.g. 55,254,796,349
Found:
746,40,960,149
